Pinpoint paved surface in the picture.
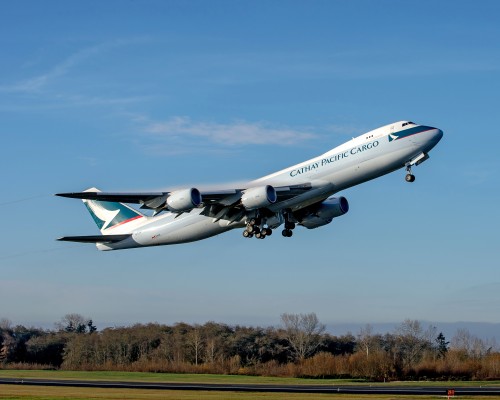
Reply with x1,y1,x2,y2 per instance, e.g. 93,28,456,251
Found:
1,377,500,396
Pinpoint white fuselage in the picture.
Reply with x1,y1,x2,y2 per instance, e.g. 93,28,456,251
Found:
97,121,443,250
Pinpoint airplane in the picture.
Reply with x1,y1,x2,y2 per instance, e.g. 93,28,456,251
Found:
57,120,443,251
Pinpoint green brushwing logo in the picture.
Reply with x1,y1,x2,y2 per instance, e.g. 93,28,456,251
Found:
84,200,140,231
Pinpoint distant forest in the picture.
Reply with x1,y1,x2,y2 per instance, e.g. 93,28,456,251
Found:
1,313,499,381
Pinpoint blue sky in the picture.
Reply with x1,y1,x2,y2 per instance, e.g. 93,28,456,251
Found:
1,1,499,335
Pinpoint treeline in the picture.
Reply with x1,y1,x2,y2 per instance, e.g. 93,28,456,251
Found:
1,314,499,381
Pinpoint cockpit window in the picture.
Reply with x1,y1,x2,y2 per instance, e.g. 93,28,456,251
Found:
402,121,415,127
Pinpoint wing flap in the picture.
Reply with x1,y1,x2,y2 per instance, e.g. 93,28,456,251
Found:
57,234,132,243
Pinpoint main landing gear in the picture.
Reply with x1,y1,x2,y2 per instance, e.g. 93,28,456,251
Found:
242,211,297,239
405,165,415,183
243,217,273,239
281,211,295,237
281,221,295,237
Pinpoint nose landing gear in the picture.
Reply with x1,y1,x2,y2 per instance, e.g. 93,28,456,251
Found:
405,165,415,183
405,152,430,183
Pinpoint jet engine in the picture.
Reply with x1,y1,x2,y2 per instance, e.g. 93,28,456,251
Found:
166,188,202,212
298,196,349,229
241,185,277,210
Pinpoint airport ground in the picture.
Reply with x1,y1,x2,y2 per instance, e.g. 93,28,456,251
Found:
0,385,470,400
1,370,500,399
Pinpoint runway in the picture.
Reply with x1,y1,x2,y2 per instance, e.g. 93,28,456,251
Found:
1,377,500,396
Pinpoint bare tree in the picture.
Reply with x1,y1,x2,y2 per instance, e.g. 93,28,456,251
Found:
56,314,91,333
394,319,428,370
357,324,375,359
280,312,325,361
186,325,204,366
451,328,491,359
202,322,231,365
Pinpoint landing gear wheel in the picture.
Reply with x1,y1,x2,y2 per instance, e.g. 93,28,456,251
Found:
405,173,415,182
249,217,262,226
265,228,272,236
405,165,415,183
243,230,251,238
282,229,293,237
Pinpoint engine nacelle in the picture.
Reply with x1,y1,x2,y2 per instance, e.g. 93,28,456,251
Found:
241,185,277,210
166,188,202,212
298,196,349,229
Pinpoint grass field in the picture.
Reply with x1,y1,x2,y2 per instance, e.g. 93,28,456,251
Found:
0,370,357,385
0,384,462,400
1,369,500,386
1,370,499,400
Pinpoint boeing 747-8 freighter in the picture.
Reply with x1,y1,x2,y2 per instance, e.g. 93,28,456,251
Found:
57,121,443,250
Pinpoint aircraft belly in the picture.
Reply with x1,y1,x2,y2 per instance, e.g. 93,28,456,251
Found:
133,213,234,246
96,236,141,251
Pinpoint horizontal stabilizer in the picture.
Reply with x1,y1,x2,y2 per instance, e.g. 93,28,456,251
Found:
55,191,163,204
57,234,132,243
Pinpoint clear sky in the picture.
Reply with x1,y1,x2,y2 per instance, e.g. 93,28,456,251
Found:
1,0,499,333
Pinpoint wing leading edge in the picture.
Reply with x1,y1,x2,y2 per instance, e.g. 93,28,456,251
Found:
56,183,312,211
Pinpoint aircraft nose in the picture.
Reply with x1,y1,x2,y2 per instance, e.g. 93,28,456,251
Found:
426,126,443,144
434,128,444,142
425,127,443,150
433,128,444,148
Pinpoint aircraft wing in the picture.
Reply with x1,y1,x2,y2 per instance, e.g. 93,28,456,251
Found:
57,234,132,243
56,183,312,216
56,190,240,205
57,184,311,206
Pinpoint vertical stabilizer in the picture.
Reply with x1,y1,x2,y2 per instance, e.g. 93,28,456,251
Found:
82,188,144,233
